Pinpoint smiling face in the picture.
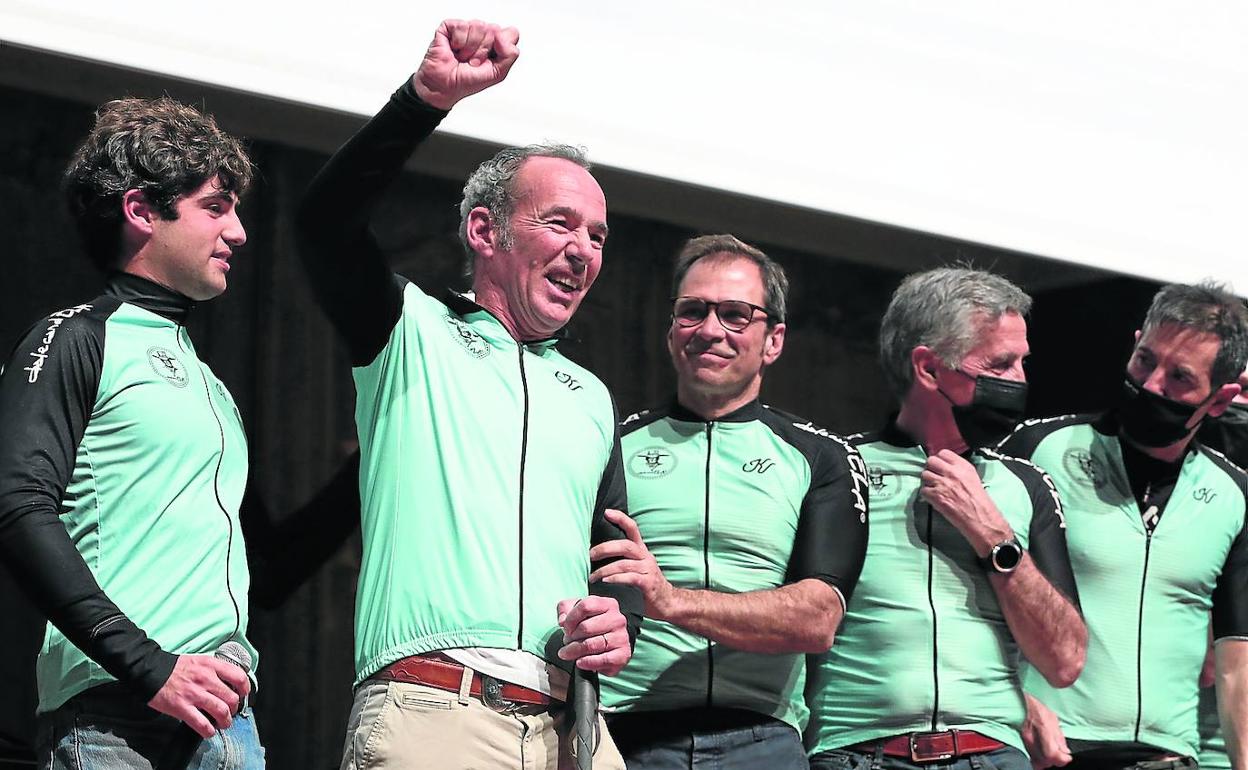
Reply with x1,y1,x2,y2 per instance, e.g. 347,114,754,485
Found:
668,254,785,411
129,176,246,301
471,156,608,340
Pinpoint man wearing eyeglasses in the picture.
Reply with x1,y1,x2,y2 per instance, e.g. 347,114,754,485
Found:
590,234,870,769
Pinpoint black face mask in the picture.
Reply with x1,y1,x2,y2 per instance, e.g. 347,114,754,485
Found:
1199,402,1248,466
939,371,1029,450
1221,401,1248,428
1117,377,1211,448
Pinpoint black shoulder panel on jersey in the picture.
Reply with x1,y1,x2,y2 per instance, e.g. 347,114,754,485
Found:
758,406,870,604
982,448,1081,611
997,413,1096,459
848,430,881,448
1200,445,1248,640
619,405,670,436
1201,444,1248,499
0,297,117,531
0,296,178,700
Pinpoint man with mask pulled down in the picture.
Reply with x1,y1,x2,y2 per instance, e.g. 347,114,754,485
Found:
1003,282,1248,770
805,267,1086,770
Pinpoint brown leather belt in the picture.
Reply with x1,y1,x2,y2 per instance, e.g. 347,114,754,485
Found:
851,730,1006,763
371,654,552,707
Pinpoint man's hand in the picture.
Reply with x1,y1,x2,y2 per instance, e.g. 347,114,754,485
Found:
1022,693,1072,769
147,654,251,739
555,596,631,676
589,509,675,621
412,19,520,110
920,449,1014,558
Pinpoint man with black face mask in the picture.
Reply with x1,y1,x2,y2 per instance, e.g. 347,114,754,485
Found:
806,267,1086,770
1001,281,1248,770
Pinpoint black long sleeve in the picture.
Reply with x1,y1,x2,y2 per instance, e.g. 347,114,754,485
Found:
0,303,175,700
296,80,449,366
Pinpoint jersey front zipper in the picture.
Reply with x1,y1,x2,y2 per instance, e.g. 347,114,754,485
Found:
925,500,941,731
178,325,241,639
1134,527,1153,741
703,421,715,708
516,344,532,648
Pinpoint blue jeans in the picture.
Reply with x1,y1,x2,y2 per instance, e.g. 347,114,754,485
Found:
613,716,807,770
36,685,264,770
809,745,1029,770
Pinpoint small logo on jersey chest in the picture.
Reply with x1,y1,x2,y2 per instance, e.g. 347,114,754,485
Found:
742,458,775,474
1062,448,1107,489
865,464,903,500
628,447,676,478
147,347,189,388
443,316,491,359
1194,487,1217,504
554,371,583,392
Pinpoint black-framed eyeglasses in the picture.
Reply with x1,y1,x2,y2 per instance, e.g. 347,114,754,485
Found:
671,296,779,332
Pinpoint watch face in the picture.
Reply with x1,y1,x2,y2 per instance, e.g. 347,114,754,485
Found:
993,540,1023,572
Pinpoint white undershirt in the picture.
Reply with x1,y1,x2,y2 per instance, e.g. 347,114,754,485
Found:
443,647,571,701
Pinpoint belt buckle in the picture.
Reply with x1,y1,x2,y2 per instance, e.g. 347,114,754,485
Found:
910,730,957,763
480,674,520,713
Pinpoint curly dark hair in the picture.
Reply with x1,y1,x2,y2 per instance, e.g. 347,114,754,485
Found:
64,96,253,271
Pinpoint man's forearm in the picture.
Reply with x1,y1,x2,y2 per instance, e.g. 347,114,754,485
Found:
0,504,175,699
991,554,1086,687
659,578,842,654
1217,640,1248,770
295,81,447,364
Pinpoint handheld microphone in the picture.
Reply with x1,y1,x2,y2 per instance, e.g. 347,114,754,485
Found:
572,667,595,770
155,642,252,770
213,641,252,674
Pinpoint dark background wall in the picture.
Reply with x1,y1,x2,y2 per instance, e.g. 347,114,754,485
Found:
0,66,1162,769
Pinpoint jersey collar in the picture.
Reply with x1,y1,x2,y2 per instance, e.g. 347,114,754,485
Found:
878,414,921,448
877,414,983,460
669,398,765,424
442,289,568,351
107,272,195,325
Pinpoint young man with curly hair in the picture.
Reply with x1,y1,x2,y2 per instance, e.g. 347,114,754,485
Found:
0,96,263,769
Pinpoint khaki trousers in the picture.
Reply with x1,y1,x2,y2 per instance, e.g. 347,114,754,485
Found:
340,678,625,770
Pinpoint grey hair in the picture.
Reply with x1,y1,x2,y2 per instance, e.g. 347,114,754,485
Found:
671,234,789,323
457,142,590,278
1141,280,1248,387
879,267,1032,398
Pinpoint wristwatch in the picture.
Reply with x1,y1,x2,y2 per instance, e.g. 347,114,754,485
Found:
982,537,1023,573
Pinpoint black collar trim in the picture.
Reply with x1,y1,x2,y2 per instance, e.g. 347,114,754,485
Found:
667,398,765,424
106,272,195,324
440,289,569,345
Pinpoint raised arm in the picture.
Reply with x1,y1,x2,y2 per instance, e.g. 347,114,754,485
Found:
295,19,520,365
